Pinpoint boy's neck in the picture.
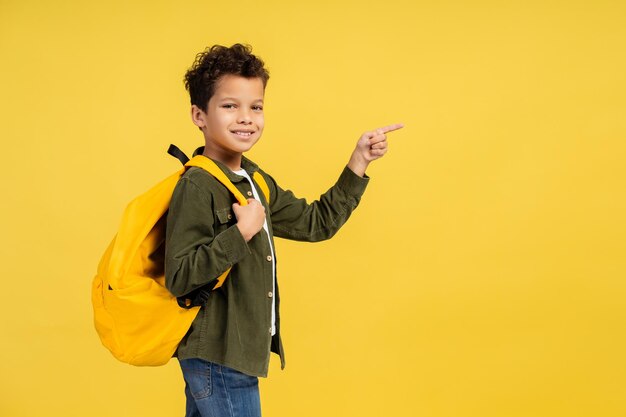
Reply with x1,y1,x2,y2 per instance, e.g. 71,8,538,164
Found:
202,144,242,171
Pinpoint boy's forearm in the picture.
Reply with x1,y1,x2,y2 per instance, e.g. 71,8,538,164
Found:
165,225,251,297
269,166,369,242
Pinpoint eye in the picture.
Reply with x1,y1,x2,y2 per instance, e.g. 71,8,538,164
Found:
252,105,263,111
222,104,236,109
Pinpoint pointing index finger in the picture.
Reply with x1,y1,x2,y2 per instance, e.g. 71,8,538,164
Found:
377,123,405,134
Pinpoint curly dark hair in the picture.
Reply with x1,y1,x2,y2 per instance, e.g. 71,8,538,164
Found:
184,43,270,111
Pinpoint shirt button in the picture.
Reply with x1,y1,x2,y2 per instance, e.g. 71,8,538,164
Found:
227,214,232,220
266,255,272,262
268,291,273,298
247,191,253,196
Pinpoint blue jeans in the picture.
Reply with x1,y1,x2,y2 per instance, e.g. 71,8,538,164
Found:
178,358,262,417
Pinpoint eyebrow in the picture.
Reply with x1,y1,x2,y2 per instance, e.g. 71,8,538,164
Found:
219,97,264,103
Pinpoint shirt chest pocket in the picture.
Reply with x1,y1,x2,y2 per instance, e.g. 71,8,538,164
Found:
214,207,235,231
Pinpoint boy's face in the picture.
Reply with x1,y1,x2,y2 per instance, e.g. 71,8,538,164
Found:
192,74,265,158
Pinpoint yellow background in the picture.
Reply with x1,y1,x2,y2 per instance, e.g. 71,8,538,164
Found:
1,0,625,416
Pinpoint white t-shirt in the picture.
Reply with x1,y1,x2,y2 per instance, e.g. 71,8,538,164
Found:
232,168,277,336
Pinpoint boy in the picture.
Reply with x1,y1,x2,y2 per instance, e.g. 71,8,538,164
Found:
164,43,403,417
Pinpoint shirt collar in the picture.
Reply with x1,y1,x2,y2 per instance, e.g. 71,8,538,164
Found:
192,146,259,183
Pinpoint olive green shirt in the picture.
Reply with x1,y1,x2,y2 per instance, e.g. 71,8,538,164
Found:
164,154,369,377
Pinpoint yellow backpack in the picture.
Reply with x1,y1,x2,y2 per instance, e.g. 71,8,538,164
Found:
92,145,270,366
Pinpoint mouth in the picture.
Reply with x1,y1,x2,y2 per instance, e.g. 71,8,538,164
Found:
230,130,256,139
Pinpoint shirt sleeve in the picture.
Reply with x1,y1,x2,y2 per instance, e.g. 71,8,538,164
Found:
164,176,251,298
263,165,370,242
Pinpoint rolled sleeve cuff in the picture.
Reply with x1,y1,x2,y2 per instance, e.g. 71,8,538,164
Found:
214,224,251,265
338,165,370,197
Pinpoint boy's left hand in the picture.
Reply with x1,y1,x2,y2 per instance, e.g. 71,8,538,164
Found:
347,123,404,177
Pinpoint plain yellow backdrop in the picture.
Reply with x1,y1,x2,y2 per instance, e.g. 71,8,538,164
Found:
1,0,625,416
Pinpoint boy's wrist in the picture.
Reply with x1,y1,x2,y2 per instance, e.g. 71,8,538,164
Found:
236,223,252,242
347,152,369,177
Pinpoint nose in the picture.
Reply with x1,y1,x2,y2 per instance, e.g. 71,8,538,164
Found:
237,108,252,124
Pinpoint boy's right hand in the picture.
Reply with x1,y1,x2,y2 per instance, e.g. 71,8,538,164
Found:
233,199,266,242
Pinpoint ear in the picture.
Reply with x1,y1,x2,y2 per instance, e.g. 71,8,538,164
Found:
190,104,207,129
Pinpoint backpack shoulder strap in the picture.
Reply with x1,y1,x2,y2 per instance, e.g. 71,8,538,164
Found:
185,156,248,206
252,172,270,205
179,153,270,294
186,154,271,205
181,155,243,293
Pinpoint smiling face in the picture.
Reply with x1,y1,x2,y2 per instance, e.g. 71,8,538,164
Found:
191,74,265,168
